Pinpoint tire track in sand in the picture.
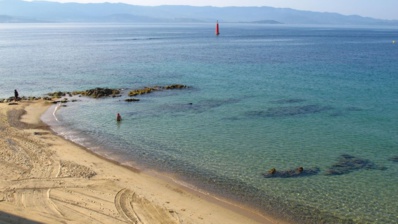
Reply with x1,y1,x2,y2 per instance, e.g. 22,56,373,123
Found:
115,188,180,224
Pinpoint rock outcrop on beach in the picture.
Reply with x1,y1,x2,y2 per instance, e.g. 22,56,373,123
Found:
4,85,188,103
45,85,188,100
47,91,68,98
1,96,45,103
48,88,121,99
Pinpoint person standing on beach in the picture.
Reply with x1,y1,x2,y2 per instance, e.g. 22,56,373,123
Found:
14,89,19,101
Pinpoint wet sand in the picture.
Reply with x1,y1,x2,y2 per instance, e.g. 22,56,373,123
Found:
0,100,280,224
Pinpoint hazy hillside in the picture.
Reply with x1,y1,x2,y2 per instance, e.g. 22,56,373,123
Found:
0,0,397,25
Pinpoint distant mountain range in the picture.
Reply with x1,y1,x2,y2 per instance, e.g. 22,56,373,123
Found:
1,0,397,25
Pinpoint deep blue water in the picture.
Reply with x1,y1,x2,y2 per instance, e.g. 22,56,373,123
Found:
1,23,397,223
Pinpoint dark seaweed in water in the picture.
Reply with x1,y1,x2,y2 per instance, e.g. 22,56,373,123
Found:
262,167,320,178
345,106,363,112
325,154,387,175
245,104,333,118
159,98,240,114
270,98,306,104
168,163,353,224
388,156,398,163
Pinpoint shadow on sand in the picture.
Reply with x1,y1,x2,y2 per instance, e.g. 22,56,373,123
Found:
0,211,42,224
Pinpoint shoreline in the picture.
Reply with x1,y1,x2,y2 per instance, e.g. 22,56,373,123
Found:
0,100,281,224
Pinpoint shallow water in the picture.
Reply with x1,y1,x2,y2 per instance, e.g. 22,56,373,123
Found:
1,23,398,223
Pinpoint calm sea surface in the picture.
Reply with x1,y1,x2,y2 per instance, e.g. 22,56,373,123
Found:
1,23,397,223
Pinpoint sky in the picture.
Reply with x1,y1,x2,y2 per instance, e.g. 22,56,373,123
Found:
29,0,398,20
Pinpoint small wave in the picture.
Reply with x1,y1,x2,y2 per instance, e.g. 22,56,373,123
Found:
52,103,62,122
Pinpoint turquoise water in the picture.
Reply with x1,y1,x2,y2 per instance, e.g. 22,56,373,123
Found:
1,23,397,223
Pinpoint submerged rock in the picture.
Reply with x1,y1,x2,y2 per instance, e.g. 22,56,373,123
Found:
263,166,320,178
325,154,387,175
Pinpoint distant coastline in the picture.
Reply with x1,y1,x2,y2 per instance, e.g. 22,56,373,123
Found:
240,20,283,24
1,0,398,25
0,15,49,23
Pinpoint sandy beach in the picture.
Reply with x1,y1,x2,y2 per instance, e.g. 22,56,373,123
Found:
0,100,278,224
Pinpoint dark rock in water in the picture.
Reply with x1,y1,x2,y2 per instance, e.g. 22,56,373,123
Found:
49,88,121,99
246,104,333,118
263,167,320,178
164,84,188,89
388,156,398,163
128,84,188,97
47,85,187,99
325,154,387,175
80,88,121,98
47,91,66,98
125,98,140,102
128,87,157,96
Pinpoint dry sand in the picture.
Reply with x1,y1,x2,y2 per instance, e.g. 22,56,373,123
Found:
0,100,279,224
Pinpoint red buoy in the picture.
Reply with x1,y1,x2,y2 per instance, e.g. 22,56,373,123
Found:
215,20,220,36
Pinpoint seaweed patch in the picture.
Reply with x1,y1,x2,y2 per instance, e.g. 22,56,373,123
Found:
246,104,333,118
388,156,398,163
159,98,240,114
325,154,387,175
345,106,363,112
270,98,306,104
